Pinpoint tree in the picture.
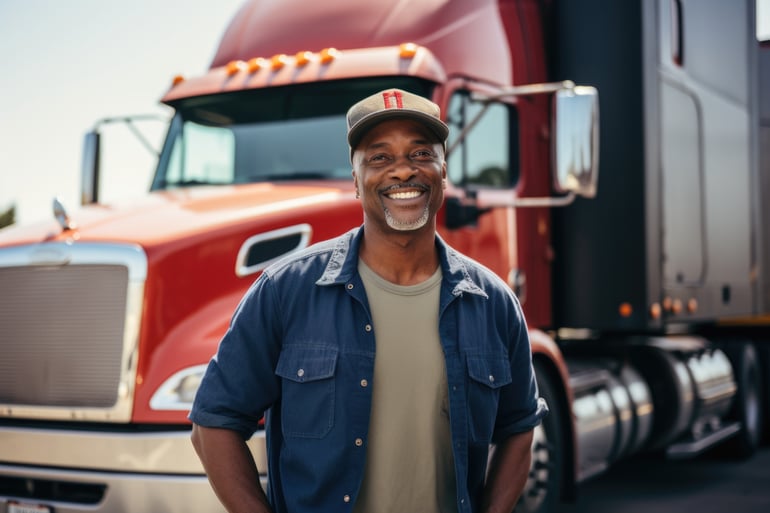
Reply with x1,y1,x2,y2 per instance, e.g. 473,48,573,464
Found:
0,204,15,229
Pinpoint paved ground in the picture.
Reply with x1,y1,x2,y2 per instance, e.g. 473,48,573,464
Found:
557,447,770,512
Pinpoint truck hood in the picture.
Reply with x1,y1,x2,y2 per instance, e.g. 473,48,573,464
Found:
0,182,354,248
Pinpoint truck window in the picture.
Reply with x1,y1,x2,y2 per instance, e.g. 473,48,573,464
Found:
759,0,769,41
152,79,437,190
446,92,519,189
164,121,236,187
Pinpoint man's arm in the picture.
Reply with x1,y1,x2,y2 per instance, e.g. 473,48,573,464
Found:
191,424,273,513
480,429,534,513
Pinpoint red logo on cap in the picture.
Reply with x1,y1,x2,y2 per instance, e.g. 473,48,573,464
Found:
382,91,404,109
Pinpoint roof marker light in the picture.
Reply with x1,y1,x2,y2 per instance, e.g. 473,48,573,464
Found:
171,75,185,86
319,47,339,64
295,51,313,66
271,54,288,70
226,60,245,76
247,57,266,73
399,42,419,58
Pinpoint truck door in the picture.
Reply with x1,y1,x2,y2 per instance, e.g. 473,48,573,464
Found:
656,0,755,318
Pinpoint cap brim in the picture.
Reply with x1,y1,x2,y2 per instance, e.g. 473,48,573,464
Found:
347,109,449,150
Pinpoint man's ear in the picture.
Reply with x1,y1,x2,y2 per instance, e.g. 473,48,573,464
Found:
442,161,447,189
352,170,360,198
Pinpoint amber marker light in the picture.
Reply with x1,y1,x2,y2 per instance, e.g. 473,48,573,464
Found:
226,60,245,76
687,298,698,314
247,57,265,73
399,42,419,58
271,54,288,70
319,47,339,64
619,302,633,318
650,303,662,320
671,298,683,315
295,51,313,66
171,74,185,86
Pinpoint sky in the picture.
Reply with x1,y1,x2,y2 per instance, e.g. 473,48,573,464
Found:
1,0,769,227
0,0,244,225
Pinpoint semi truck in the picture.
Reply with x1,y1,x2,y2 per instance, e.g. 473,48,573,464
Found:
1,0,768,512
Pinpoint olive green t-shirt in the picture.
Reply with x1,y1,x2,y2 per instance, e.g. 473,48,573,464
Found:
353,259,458,513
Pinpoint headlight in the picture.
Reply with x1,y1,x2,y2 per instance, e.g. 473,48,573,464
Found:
149,364,208,411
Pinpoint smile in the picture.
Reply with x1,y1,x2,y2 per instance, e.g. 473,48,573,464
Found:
386,190,423,200
381,183,428,200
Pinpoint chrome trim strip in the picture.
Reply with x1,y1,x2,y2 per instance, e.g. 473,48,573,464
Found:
0,426,267,475
0,242,147,280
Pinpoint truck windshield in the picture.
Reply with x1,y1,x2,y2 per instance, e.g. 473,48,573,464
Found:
151,79,434,190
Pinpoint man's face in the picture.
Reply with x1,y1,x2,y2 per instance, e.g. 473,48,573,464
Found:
351,118,446,233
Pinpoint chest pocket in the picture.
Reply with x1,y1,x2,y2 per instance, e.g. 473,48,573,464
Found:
466,355,513,442
275,345,338,438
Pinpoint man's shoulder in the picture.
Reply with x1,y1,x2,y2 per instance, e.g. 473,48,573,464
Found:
441,241,512,297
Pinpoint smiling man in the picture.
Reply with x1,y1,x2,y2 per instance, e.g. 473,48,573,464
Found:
190,89,547,513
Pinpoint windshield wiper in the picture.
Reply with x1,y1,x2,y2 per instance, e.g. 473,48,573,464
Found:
157,179,225,188
246,172,337,182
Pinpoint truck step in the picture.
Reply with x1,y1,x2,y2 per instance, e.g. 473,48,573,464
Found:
665,422,741,459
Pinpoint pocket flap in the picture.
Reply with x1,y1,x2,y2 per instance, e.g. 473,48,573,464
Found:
276,345,338,383
466,355,512,389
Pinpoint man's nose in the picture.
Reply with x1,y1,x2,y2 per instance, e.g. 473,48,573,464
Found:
388,156,418,180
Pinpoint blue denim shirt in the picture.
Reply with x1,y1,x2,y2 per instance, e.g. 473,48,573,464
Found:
190,226,547,513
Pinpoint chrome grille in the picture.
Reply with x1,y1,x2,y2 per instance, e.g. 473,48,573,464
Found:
0,264,128,407
0,242,146,421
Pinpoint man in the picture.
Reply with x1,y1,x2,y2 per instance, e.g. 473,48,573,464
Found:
190,88,548,513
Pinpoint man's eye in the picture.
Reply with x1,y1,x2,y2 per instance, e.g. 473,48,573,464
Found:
413,150,435,159
369,154,389,162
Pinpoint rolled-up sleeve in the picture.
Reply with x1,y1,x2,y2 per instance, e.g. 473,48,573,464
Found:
492,296,549,444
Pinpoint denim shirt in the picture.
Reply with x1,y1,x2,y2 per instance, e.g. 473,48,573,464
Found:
190,226,547,513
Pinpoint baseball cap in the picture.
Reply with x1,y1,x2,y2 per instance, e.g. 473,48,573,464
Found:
346,89,449,152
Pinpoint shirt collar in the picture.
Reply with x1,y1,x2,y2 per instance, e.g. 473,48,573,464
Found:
316,226,488,299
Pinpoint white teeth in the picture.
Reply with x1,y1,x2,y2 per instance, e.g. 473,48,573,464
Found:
387,190,422,200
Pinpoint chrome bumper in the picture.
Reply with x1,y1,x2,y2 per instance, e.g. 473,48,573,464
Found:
0,426,267,512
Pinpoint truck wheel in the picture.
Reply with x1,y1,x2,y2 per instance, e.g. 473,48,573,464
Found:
722,341,764,457
514,367,564,513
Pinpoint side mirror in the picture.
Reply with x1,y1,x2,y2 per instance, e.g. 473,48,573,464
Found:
79,114,167,206
444,195,490,229
552,86,599,198
80,131,101,205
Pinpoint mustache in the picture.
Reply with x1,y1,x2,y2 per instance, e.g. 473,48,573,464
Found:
380,183,429,194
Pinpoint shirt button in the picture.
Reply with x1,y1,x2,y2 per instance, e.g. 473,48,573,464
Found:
489,375,495,383
343,495,351,503
360,379,368,387
365,324,372,332
297,369,305,378
355,438,363,446
347,284,354,290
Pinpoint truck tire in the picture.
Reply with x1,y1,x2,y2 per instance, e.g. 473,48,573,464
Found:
514,366,564,513
721,341,764,458
759,344,770,445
